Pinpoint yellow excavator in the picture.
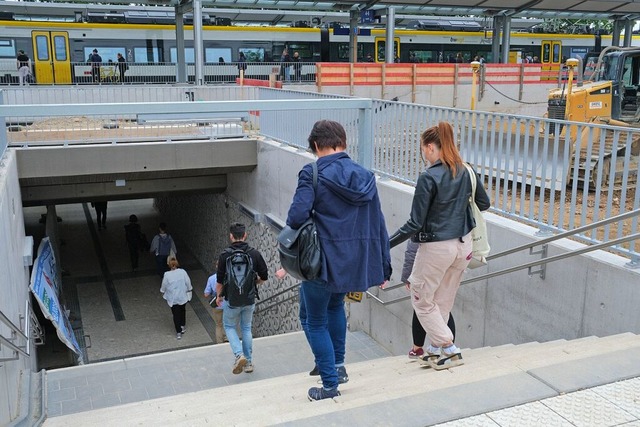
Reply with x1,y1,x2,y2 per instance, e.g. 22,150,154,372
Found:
547,47,640,187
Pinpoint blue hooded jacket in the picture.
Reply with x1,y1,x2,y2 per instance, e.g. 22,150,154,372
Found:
286,152,392,293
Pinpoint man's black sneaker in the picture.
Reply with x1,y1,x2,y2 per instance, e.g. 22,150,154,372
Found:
307,387,340,401
309,365,319,376
337,366,349,384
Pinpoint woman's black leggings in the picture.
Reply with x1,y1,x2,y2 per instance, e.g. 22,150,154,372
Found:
412,311,456,346
171,304,186,333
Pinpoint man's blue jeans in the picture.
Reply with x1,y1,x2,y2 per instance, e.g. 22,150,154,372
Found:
223,303,255,362
299,279,346,390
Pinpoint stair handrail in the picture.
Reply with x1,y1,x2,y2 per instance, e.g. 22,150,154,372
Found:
0,308,30,361
255,282,300,314
367,208,640,305
255,292,299,315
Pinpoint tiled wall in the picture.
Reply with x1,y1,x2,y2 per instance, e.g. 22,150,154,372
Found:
155,193,301,338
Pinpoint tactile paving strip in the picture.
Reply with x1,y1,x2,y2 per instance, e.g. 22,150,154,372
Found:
432,414,500,427
590,377,640,418
486,401,573,426
541,388,637,427
431,378,640,427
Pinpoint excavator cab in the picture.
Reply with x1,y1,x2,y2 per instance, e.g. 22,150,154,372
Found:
546,48,640,188
548,47,640,126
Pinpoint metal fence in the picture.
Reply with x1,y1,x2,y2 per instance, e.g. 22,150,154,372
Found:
0,62,318,86
253,90,640,263
1,86,265,147
1,86,638,262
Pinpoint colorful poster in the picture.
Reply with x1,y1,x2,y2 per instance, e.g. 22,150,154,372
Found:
29,238,82,358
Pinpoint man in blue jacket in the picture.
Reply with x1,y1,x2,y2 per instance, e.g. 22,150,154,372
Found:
286,120,392,401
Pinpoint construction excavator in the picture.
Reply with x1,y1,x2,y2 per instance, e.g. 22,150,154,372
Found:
547,46,640,188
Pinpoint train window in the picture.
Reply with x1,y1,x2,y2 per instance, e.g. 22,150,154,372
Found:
552,44,561,63
239,48,264,63
53,36,67,61
376,41,386,62
375,39,400,62
205,48,231,63
441,51,471,63
337,44,349,60
287,43,312,60
35,36,50,61
542,43,550,63
409,50,433,63
170,48,195,63
0,39,15,58
336,43,363,61
134,47,160,63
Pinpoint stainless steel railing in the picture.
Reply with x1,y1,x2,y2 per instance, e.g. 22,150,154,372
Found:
0,301,43,362
366,208,640,306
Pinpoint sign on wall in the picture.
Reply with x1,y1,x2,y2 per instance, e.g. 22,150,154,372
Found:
29,237,82,359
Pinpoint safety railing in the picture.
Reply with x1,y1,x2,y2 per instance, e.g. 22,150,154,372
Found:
0,97,370,149
254,287,300,314
0,61,318,86
2,87,639,261
257,92,640,261
0,301,43,362
366,208,640,306
0,61,564,88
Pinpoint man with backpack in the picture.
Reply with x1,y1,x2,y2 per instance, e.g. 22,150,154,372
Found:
215,222,268,374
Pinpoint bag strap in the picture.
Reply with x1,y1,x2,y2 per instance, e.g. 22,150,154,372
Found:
463,163,477,205
311,161,318,192
311,161,318,215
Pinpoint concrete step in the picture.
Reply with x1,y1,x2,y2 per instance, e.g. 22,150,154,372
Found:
42,332,640,427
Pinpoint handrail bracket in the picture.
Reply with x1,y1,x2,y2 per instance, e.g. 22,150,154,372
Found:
528,244,548,279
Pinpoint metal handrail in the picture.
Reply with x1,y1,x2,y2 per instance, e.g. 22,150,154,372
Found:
0,309,29,362
485,209,640,262
367,209,640,305
255,292,299,314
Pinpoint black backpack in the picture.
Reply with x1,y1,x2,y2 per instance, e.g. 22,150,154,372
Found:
223,247,257,307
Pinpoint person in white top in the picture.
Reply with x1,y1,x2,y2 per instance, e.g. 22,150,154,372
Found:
160,255,192,340
16,50,31,86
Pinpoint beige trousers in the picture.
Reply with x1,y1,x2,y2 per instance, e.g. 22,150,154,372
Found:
213,308,227,344
408,233,472,347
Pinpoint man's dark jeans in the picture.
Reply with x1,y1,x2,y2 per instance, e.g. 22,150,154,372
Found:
299,279,346,390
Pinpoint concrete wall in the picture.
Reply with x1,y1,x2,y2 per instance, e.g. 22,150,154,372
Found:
154,193,303,337
294,81,555,118
0,150,34,425
167,139,640,356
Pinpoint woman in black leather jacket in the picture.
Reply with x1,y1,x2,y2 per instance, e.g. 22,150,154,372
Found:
389,121,490,370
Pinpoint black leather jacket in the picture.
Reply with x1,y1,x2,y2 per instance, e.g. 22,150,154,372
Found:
389,161,490,248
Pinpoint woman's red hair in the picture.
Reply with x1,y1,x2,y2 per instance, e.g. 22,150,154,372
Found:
421,122,463,176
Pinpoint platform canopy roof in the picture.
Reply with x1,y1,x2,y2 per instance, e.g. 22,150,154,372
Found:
3,0,639,22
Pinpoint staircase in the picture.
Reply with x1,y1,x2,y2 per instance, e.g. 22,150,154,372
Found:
42,331,640,426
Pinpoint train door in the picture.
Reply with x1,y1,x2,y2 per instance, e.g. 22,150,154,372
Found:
31,31,72,84
374,37,400,63
541,40,562,79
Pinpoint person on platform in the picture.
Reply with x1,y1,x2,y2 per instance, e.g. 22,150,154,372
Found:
16,50,31,86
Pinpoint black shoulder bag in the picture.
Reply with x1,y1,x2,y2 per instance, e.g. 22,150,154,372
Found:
277,162,323,281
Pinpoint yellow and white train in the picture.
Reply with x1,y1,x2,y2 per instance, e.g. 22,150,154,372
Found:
1,11,637,85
